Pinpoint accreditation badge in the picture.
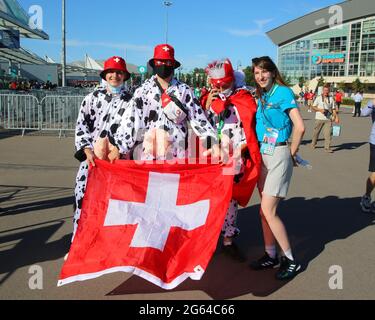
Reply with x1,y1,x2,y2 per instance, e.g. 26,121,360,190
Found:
260,128,279,156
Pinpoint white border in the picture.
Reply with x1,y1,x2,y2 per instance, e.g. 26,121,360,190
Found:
57,265,205,290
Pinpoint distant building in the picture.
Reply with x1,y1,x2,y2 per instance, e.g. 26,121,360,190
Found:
267,0,375,92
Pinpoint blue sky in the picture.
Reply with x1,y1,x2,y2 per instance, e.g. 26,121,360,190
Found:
19,0,340,71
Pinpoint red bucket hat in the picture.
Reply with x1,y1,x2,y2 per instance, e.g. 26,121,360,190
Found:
149,44,181,69
100,56,130,81
205,59,235,87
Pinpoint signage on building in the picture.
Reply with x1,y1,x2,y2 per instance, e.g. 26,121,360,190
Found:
0,30,20,49
312,53,345,64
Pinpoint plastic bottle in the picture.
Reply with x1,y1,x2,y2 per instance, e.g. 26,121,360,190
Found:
295,154,312,170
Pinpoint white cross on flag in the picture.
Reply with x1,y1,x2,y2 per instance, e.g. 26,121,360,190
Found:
58,160,234,289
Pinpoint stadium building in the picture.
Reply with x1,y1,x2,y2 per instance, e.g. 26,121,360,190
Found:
267,0,375,93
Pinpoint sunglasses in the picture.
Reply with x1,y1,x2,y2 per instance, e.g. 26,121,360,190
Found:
154,60,174,67
252,56,273,64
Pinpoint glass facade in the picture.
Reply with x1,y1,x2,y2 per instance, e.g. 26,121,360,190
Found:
278,17,375,84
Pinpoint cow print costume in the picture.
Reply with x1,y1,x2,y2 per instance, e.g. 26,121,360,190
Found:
73,86,132,240
206,87,248,239
112,75,217,160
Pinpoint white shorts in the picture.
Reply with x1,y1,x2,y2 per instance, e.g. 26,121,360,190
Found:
257,146,293,198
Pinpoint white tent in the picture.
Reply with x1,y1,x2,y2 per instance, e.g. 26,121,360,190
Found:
45,55,56,63
85,54,103,70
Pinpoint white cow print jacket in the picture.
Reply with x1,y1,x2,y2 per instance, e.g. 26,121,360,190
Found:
75,86,132,158
72,86,132,240
113,76,217,160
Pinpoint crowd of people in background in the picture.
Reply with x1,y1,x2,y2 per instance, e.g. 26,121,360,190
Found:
0,79,58,91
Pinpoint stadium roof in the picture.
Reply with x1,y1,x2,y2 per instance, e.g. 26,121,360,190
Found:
267,0,375,47
0,46,46,64
0,0,48,40
0,0,49,65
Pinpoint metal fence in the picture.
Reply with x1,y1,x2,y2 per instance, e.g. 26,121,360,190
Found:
40,96,84,132
0,94,85,137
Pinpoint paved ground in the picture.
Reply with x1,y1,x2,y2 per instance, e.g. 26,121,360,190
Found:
0,106,374,300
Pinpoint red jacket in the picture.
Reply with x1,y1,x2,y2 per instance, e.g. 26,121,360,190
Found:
335,92,343,103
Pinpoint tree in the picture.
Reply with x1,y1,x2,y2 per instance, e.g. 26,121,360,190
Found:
298,76,305,89
185,73,192,86
337,81,346,92
317,76,326,87
243,66,255,87
352,78,365,92
281,73,292,86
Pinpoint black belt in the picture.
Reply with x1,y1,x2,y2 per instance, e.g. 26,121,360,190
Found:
259,141,288,147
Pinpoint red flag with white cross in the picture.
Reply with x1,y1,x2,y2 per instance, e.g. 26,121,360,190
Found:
58,160,234,289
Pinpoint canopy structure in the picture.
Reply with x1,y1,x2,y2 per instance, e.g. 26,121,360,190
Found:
0,0,49,65
0,46,46,64
0,0,48,40
84,54,103,70
45,55,56,64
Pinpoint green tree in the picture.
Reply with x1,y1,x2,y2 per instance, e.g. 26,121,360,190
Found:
352,78,365,92
281,73,292,86
185,73,192,86
298,76,305,89
243,66,255,87
317,76,325,87
337,81,346,91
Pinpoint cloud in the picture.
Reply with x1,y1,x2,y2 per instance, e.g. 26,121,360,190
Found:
225,19,273,37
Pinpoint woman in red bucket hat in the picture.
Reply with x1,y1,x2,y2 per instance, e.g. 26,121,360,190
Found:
107,44,221,162
70,56,133,246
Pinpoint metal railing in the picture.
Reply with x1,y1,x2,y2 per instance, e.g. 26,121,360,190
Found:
0,94,85,137
40,96,84,133
0,94,39,135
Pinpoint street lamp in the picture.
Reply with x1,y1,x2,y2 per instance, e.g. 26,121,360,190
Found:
61,0,66,87
163,1,172,43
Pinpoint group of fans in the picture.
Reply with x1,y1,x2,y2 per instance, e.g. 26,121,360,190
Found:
72,43,306,281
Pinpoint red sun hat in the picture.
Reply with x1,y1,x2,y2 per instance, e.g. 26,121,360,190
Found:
100,56,130,81
205,59,235,87
149,44,181,69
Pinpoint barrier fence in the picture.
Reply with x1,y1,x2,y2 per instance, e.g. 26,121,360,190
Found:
0,94,85,137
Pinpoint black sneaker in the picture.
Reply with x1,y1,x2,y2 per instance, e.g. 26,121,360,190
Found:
249,252,279,270
276,256,302,280
222,243,246,263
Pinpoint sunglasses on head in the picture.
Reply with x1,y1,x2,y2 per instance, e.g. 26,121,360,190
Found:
252,56,273,64
155,60,174,67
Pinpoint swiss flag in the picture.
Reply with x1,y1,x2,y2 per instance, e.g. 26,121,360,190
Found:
58,160,234,289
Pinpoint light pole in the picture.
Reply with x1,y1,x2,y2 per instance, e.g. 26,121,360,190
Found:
61,0,66,87
163,1,172,43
